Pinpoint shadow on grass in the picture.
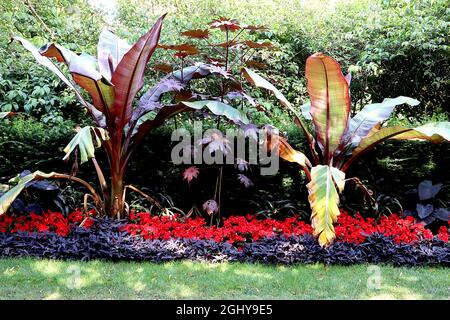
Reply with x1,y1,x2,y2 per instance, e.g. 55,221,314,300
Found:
0,258,448,299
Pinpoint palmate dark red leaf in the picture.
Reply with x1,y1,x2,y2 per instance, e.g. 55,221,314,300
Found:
209,17,241,31
152,62,173,73
158,43,199,57
110,13,166,128
181,29,210,39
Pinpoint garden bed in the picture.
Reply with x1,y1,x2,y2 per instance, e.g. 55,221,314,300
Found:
0,210,449,266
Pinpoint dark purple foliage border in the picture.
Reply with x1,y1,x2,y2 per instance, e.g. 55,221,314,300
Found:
0,218,449,266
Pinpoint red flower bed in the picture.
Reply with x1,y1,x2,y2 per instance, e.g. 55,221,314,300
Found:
121,212,313,244
120,210,448,245
0,209,448,245
0,210,95,236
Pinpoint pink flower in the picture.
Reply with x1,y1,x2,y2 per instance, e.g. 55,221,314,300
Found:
182,166,200,183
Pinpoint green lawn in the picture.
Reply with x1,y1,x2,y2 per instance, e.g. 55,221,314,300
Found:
0,258,448,300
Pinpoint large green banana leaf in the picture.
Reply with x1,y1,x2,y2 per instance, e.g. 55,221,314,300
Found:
307,165,345,246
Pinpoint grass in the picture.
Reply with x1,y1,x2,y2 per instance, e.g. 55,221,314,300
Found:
0,258,448,300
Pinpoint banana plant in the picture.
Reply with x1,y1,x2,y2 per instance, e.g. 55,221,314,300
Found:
0,14,249,218
243,52,450,246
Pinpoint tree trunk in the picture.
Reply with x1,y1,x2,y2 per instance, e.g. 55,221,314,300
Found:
110,170,124,218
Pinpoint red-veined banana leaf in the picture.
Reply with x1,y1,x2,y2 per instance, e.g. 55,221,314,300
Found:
41,44,114,114
241,67,318,160
110,14,166,128
305,53,350,163
342,122,450,171
307,165,345,246
69,54,115,113
63,126,109,164
97,29,131,81
299,73,351,122
340,96,419,150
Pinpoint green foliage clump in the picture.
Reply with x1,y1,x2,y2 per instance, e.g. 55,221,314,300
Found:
0,117,75,175
0,0,104,122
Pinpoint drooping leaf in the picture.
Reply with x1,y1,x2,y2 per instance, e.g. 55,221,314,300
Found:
17,170,59,191
342,96,420,147
390,122,450,141
12,37,85,103
242,67,291,110
305,53,350,162
418,180,442,201
97,29,131,80
13,37,106,127
343,122,450,171
266,134,310,167
63,126,109,164
416,203,434,219
110,14,166,128
0,171,59,214
181,100,249,124
241,67,314,145
226,91,256,107
307,165,345,246
133,77,184,121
